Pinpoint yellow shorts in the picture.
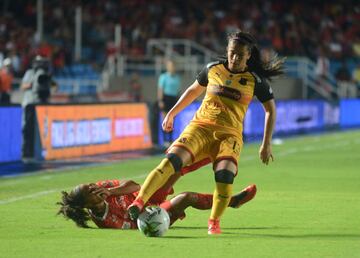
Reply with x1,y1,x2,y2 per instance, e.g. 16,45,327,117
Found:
170,122,243,174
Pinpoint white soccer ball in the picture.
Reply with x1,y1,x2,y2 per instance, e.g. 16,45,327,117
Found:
137,206,170,237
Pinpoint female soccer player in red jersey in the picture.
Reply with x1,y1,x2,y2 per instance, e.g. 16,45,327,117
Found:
128,31,283,234
57,176,256,229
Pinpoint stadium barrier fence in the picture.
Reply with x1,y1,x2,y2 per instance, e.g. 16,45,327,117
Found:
1,99,359,163
0,105,22,163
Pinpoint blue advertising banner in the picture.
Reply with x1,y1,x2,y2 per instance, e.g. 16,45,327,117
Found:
158,99,340,145
0,106,22,163
340,99,360,127
158,102,201,145
244,100,326,137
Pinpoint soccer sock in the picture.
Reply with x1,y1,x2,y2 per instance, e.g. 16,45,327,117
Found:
210,182,233,220
191,193,213,210
135,158,176,204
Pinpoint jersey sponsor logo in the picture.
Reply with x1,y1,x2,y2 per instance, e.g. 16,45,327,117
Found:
208,85,242,101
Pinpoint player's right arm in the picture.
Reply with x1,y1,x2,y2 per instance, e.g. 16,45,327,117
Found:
162,81,205,132
91,180,141,199
110,180,140,195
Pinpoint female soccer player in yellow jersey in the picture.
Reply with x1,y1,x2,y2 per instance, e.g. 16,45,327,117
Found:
128,31,284,234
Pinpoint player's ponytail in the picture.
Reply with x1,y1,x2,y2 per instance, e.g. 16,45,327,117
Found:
228,31,284,80
57,191,91,228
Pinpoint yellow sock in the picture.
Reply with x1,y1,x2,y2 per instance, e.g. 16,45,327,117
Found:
210,182,233,220
136,158,176,204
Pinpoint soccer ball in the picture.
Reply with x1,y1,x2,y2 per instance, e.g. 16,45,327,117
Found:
137,206,170,237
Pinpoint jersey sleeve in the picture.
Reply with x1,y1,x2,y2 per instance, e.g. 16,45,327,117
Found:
196,66,209,86
253,76,274,102
96,179,121,188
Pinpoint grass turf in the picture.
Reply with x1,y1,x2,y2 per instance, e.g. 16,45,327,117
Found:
0,130,360,258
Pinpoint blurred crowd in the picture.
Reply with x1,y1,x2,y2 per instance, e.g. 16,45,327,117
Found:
0,0,358,76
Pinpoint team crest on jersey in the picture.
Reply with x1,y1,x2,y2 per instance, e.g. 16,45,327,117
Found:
239,78,247,85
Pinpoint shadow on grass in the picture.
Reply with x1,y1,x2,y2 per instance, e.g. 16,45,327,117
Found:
171,226,283,230
162,236,205,239
240,233,360,239
171,227,360,239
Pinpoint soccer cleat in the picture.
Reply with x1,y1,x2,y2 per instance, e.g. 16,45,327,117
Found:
127,200,144,221
229,184,257,208
208,219,221,235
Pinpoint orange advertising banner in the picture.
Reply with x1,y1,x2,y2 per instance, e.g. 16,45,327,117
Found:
36,103,152,160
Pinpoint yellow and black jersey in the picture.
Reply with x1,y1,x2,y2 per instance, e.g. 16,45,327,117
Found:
192,60,274,136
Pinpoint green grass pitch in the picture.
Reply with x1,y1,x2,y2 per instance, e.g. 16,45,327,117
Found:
1,130,360,258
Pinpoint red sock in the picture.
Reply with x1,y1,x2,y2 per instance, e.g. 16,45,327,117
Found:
132,198,145,210
191,193,213,210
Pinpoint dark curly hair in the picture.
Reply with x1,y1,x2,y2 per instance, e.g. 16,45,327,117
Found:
228,31,284,80
57,187,91,228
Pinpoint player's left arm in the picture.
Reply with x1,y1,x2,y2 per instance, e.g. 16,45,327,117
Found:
90,180,141,198
259,99,276,165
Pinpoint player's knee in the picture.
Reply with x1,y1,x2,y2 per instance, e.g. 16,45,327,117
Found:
166,153,183,172
214,169,235,184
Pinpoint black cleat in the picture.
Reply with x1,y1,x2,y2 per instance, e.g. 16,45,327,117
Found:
127,204,141,221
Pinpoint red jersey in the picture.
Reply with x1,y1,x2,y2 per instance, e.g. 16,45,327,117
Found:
90,180,137,229
89,180,174,229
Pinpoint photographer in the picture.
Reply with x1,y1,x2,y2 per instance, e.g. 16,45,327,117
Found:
21,55,57,160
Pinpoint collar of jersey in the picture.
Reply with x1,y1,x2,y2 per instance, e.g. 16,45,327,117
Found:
223,62,249,74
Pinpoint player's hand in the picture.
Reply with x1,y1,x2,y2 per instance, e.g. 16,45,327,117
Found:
162,113,174,132
259,144,274,165
89,185,111,199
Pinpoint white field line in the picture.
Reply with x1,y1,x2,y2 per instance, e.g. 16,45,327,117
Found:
0,173,150,205
0,190,57,205
0,139,358,205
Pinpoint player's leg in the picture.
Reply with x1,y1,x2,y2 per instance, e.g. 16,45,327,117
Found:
128,124,209,220
147,173,182,204
162,184,257,226
208,135,242,234
208,160,236,235
229,184,257,208
128,146,192,219
161,192,213,225
148,157,213,205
